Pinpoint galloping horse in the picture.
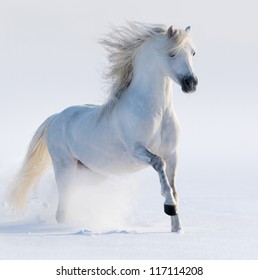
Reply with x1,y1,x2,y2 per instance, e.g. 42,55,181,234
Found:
11,22,198,232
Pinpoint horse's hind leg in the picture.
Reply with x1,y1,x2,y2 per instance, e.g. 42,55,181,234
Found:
165,152,182,232
52,158,77,223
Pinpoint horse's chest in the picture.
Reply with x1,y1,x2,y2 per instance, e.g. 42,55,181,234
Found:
150,112,179,156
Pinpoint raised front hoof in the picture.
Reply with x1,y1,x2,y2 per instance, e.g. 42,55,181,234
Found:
164,204,177,216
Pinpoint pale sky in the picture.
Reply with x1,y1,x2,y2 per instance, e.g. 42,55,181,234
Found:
0,0,257,177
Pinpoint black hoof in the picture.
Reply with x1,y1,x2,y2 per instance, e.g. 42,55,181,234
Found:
164,204,177,216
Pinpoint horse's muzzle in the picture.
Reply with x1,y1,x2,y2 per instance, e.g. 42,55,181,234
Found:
181,76,198,93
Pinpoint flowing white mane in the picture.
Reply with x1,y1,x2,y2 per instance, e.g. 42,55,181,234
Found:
100,22,189,115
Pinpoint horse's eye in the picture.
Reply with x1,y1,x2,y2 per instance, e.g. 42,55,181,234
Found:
169,53,176,58
192,51,196,56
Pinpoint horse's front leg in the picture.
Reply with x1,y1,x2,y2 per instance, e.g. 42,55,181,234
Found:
165,152,182,232
133,145,180,232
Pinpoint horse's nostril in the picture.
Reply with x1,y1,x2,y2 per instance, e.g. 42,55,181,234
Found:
184,77,192,87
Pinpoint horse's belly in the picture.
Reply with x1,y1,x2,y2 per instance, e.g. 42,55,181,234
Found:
73,139,147,175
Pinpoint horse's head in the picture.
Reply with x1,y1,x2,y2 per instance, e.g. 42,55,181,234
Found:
162,26,198,93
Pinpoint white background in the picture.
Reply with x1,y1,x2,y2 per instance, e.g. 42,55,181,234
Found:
0,0,258,260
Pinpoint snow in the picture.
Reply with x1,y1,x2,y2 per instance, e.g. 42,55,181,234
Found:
1,165,258,260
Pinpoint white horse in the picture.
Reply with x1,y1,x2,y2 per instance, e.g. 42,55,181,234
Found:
11,22,198,232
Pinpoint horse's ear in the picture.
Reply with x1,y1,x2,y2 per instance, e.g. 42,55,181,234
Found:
167,26,175,39
185,26,191,32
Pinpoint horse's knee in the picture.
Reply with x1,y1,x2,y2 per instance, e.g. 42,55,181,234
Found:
150,155,165,171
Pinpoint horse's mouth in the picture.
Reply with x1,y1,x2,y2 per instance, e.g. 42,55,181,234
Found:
182,85,197,93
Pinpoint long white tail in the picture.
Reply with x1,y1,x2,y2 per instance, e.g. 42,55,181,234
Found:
10,115,56,210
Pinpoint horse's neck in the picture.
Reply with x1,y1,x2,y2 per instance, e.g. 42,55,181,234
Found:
128,52,173,111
